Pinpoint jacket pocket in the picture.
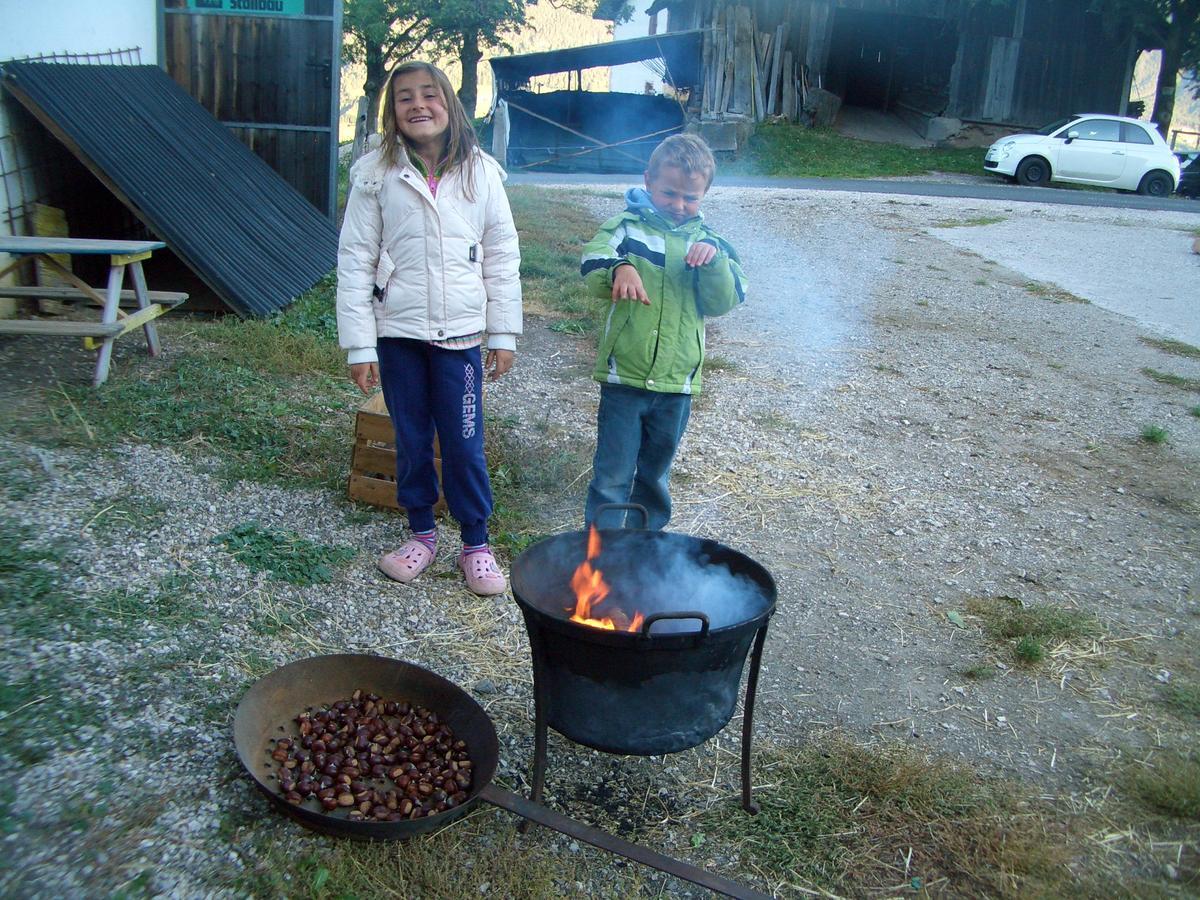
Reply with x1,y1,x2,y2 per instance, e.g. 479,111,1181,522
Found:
374,249,395,304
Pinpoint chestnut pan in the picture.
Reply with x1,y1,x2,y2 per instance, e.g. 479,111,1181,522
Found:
233,653,500,840
233,654,771,899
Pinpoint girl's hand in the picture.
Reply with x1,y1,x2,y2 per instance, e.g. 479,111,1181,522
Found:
486,349,514,381
685,242,718,268
350,362,380,394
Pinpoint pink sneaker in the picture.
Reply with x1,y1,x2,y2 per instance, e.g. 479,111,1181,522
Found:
459,548,507,596
378,539,436,584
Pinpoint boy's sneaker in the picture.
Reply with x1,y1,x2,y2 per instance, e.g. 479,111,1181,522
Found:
459,548,507,596
378,538,436,583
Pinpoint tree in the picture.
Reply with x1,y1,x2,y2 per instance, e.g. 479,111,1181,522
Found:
344,0,619,130
343,0,438,133
429,0,530,118
1095,0,1200,137
435,0,621,119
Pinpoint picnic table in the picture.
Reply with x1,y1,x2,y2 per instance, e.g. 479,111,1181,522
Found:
0,236,187,385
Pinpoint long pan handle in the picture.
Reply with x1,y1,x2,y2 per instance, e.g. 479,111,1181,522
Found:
479,785,774,900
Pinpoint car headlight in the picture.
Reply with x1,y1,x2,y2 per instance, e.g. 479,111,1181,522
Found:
997,140,1016,160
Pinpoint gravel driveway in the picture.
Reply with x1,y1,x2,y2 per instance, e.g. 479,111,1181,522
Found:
1,184,1197,896
507,185,1199,791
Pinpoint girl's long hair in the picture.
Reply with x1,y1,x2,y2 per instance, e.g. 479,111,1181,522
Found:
380,60,480,200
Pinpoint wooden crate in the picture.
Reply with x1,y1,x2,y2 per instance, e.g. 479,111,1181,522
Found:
348,392,445,512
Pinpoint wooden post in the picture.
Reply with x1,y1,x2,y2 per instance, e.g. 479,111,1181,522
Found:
732,6,754,115
752,32,767,121
350,97,369,164
782,52,796,121
768,23,785,117
492,99,510,166
701,21,713,116
713,8,728,116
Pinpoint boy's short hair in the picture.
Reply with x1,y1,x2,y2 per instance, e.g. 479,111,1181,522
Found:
646,134,716,189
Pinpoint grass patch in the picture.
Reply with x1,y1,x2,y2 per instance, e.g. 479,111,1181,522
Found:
213,522,356,585
1023,281,1088,304
484,413,590,559
748,410,796,432
0,452,39,501
3,275,356,491
1014,635,1046,665
1140,424,1170,444
696,737,1071,896
1159,680,1200,719
1141,367,1200,393
82,491,167,538
0,517,207,649
1192,405,1200,418
724,122,985,178
1140,336,1200,360
508,185,603,329
704,354,742,374
933,215,1007,228
237,816,588,899
548,318,593,335
959,662,998,680
31,355,353,488
1128,752,1200,820
966,595,1101,665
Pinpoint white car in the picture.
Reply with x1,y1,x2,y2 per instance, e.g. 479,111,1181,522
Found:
983,113,1180,196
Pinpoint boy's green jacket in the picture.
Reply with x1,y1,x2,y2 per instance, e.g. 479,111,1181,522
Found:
580,188,746,394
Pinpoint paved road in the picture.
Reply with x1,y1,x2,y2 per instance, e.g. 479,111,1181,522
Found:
508,170,1200,214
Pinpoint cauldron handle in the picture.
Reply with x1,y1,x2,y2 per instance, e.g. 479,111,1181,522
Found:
592,502,649,530
639,611,710,642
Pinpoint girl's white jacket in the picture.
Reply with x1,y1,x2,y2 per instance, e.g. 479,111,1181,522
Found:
336,147,522,365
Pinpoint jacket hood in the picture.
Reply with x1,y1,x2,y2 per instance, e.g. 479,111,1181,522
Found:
624,187,702,230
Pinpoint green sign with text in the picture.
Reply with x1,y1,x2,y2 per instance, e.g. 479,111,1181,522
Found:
187,0,305,15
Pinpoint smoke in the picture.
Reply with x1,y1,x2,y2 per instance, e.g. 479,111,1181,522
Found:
564,531,773,634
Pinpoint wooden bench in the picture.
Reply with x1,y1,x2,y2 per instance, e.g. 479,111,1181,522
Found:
0,286,188,307
0,319,124,337
0,236,178,385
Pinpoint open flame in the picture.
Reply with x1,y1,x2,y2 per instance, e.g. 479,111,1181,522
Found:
568,525,644,632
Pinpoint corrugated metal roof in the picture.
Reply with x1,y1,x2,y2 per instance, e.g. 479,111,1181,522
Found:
0,62,337,317
490,31,702,86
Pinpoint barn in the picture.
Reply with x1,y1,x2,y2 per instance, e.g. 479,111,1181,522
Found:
649,0,1136,138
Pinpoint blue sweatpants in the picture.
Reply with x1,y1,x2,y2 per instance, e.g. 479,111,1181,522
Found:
377,338,492,546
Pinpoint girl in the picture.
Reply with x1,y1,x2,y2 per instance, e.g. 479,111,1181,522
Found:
336,61,521,596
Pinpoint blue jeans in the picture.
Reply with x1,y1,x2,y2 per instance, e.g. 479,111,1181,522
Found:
585,383,692,530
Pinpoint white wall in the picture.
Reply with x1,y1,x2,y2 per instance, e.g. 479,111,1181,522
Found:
0,0,157,273
0,0,158,64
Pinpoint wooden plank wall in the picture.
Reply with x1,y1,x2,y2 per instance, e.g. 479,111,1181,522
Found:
949,0,1129,125
164,15,331,126
162,0,337,216
696,0,811,122
675,0,1128,129
227,127,331,212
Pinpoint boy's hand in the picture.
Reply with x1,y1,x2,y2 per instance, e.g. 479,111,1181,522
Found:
485,349,514,381
612,262,650,305
350,362,379,394
685,242,718,268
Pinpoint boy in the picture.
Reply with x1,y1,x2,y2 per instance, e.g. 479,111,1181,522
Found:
580,133,747,530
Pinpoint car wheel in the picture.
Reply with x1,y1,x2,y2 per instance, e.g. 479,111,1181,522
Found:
1137,171,1173,197
1015,156,1051,186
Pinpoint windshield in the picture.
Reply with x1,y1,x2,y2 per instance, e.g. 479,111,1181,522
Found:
1037,115,1081,136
